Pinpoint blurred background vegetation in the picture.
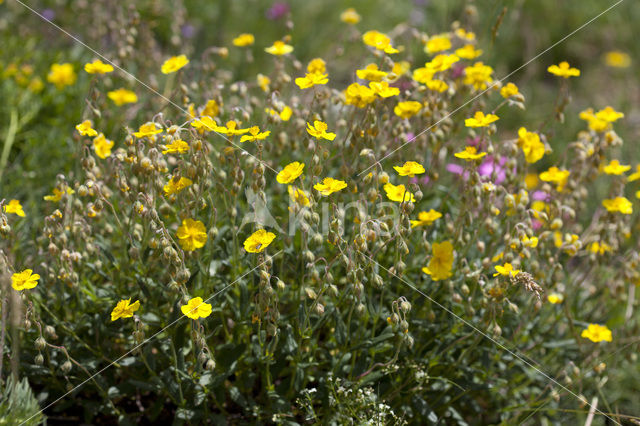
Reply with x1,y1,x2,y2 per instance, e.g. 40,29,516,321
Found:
2,0,639,214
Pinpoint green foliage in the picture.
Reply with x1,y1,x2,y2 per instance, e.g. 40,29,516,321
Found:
0,375,44,426
1,0,639,424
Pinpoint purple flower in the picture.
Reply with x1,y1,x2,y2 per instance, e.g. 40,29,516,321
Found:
267,2,290,20
478,156,508,185
409,175,430,185
41,9,55,21
450,63,466,79
181,24,195,39
446,163,464,175
467,135,481,147
532,190,550,201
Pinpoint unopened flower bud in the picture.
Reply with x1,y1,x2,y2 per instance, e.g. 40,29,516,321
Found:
206,359,216,371
35,337,46,350
61,360,73,373
35,353,44,365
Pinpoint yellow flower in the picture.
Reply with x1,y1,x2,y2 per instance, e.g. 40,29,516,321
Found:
288,186,310,206
161,55,189,74
394,101,422,119
265,41,293,55
455,44,482,59
176,218,208,251
517,127,545,163
133,123,162,138
412,67,435,84
455,28,476,41
243,229,276,253
181,297,212,320
133,123,163,138
107,88,138,106
265,106,292,121
257,74,271,92
111,299,141,321
345,83,376,108
307,58,326,74
84,59,114,74
410,210,442,228
547,293,564,304
581,324,612,343
232,33,255,47
500,82,519,98
589,241,612,255
422,241,454,281
240,126,270,142
306,121,336,141
483,182,496,192
44,187,74,202
547,61,580,78
596,106,624,123
604,50,631,68
4,199,25,217
340,8,361,24
454,146,487,161
202,99,220,117
164,176,193,196
295,72,329,89
356,64,388,81
47,63,76,88
76,120,98,137
383,183,416,203
539,166,570,191
465,111,499,128
425,35,451,55
425,79,448,92
525,173,539,190
11,269,40,291
162,139,190,154
221,120,250,136
93,133,114,159
393,161,425,177
579,108,611,132
530,201,548,220
369,81,399,98
191,116,224,132
314,177,348,196
520,235,539,248
627,165,640,182
463,62,493,90
362,30,398,54
602,196,632,214
28,77,44,93
277,162,305,184
425,54,459,73
603,159,630,175
493,263,521,277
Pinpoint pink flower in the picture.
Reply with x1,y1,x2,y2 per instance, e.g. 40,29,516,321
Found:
450,63,466,79
478,156,508,184
532,190,549,201
267,2,290,19
446,163,465,175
